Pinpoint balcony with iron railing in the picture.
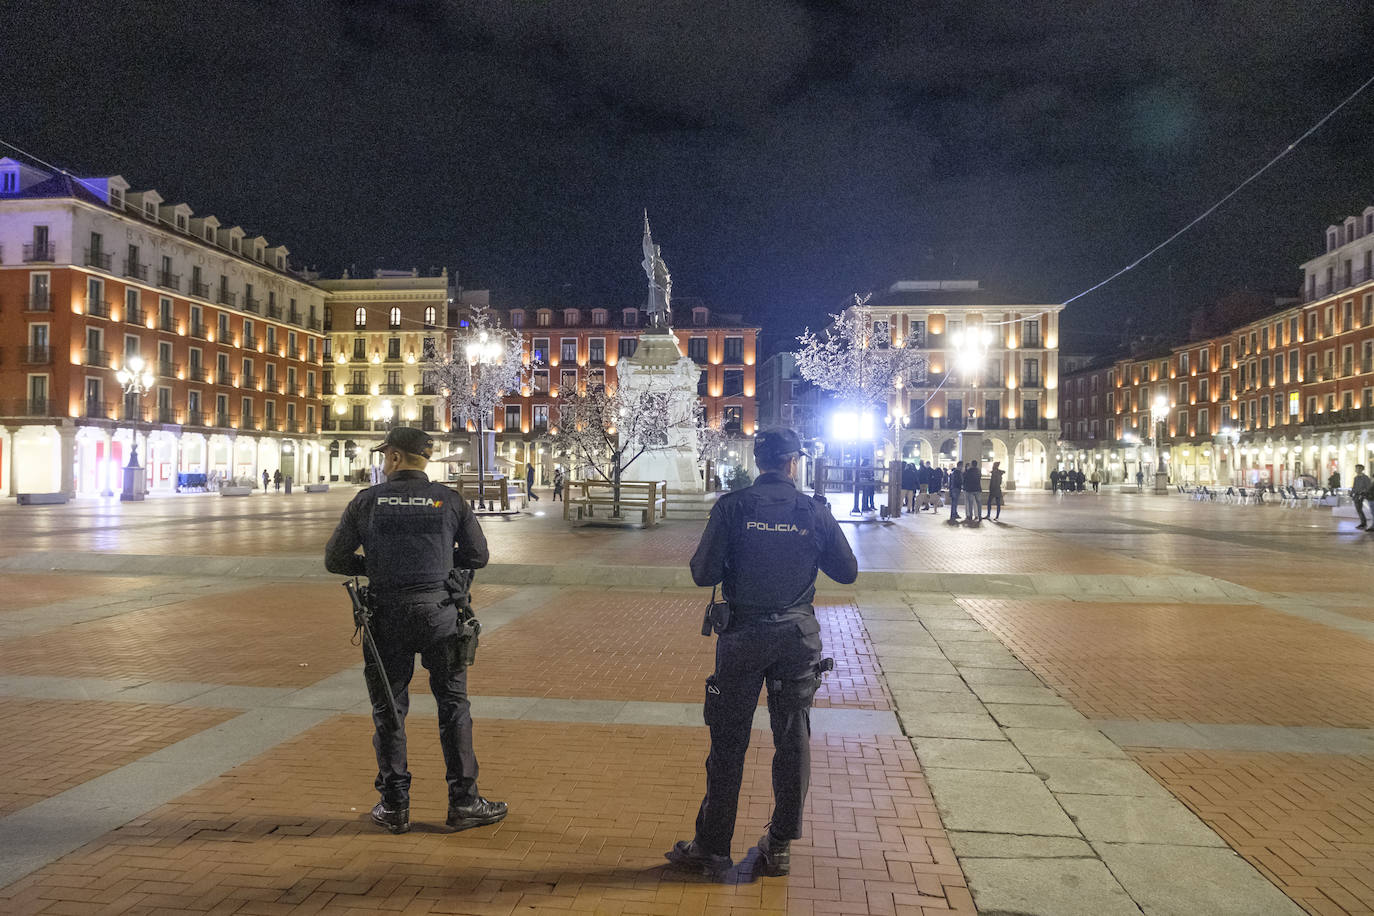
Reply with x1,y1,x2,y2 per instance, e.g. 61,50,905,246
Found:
192,280,211,298
1305,267,1374,302
240,374,259,389
189,321,207,339
351,352,371,363
267,304,282,319
242,334,258,350
216,412,233,428
217,289,237,307
85,297,111,318
185,409,206,426
157,313,177,332
159,360,180,378
123,259,148,281
345,382,370,394
285,419,300,433
262,417,279,431
83,248,112,270
381,383,404,395
244,296,261,314
1016,417,1050,430
83,348,111,368
119,403,148,422
23,242,56,262
22,345,52,365
420,384,437,395
310,317,323,330
24,292,51,312
306,385,317,398
155,406,177,424
1309,404,1374,428
157,270,180,291
321,417,337,431
3,398,56,417
188,365,207,382
240,415,258,431
83,398,110,419
422,417,439,432
288,310,302,325
125,306,145,326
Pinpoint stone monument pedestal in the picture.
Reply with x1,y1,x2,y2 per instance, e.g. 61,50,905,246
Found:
618,331,705,496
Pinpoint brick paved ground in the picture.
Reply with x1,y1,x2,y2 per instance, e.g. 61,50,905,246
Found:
1132,750,1374,916
474,592,889,709
0,716,970,916
0,698,236,817
0,572,169,612
956,598,1374,727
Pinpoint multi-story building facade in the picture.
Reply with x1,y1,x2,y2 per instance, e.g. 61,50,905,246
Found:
866,281,1062,488
1060,203,1374,486
315,270,456,481
488,300,758,482
0,158,328,498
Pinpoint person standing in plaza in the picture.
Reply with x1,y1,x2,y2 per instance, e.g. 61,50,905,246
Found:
262,468,270,491
552,466,564,502
948,461,963,522
984,460,1004,521
325,426,507,836
1353,464,1371,529
1135,469,1144,492
1090,468,1101,493
668,427,857,878
962,460,982,523
901,460,917,512
525,461,539,501
273,469,282,492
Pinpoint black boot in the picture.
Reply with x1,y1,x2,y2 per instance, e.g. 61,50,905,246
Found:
665,840,732,877
757,831,790,877
446,796,508,832
371,801,410,834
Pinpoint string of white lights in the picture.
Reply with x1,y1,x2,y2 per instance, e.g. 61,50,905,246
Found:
979,71,1374,327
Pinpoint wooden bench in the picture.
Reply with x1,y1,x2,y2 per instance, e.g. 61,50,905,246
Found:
564,479,668,527
451,474,526,512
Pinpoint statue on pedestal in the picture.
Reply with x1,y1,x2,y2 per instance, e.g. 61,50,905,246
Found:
641,211,672,331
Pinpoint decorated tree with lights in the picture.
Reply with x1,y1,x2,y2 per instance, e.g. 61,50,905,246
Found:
552,375,704,517
425,306,530,508
794,293,928,507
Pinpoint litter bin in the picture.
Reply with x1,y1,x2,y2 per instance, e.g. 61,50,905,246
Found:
284,475,293,495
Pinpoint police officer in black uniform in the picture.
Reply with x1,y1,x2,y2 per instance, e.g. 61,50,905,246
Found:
667,427,858,877
324,426,507,835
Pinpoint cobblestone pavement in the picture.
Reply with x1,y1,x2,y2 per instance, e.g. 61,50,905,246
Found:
0,487,1371,914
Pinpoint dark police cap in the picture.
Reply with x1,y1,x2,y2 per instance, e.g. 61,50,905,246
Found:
754,427,806,463
370,426,434,457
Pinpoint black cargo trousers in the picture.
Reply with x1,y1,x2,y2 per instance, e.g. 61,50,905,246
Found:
369,587,478,808
694,607,824,856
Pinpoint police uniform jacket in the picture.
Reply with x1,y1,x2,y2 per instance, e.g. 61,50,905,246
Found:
325,470,488,591
690,470,857,614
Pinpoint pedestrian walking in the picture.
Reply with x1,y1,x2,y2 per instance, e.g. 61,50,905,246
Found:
273,469,283,492
984,461,1004,520
1353,464,1371,530
552,467,564,502
948,462,963,522
962,460,982,523
262,469,270,491
1090,469,1101,493
324,426,507,836
1135,469,1144,492
667,427,857,878
525,462,539,501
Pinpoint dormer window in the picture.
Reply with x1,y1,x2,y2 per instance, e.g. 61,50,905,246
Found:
692,307,709,326
144,202,156,219
176,215,187,231
231,238,241,253
110,188,123,207
537,310,551,327
510,309,525,328
563,309,580,325
1329,230,1339,252
205,227,213,241
623,308,637,326
592,309,607,326
276,255,284,269
1,169,17,193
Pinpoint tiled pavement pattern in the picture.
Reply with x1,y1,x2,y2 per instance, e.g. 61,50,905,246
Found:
1132,749,1374,915
0,718,969,915
0,698,236,816
473,592,889,710
4,488,1374,913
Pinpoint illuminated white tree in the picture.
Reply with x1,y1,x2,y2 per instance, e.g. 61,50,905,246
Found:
552,375,702,517
426,306,530,506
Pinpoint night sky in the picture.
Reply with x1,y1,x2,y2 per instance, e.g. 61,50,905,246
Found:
6,1,1373,354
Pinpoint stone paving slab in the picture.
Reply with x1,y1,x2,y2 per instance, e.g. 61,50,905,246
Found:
1096,843,1305,915
958,857,1143,916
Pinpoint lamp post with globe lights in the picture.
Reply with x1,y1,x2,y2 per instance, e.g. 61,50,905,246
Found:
884,407,910,517
115,354,156,501
1150,394,1170,494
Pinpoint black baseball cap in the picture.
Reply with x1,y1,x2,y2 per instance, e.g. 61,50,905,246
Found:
370,426,434,457
754,427,807,464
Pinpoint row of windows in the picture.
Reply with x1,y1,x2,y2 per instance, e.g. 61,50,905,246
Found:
41,372,318,428
342,306,439,330
870,317,1043,348
509,306,724,328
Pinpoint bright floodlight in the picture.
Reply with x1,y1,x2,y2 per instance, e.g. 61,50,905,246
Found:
830,410,875,441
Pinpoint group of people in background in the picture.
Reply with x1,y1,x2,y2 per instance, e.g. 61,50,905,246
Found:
898,459,1006,524
1050,467,1102,493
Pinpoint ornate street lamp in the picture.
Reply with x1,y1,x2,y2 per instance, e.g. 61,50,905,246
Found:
1150,394,1170,494
884,407,910,517
465,330,504,510
115,354,155,501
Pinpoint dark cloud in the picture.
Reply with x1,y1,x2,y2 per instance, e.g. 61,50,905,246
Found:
3,0,1372,353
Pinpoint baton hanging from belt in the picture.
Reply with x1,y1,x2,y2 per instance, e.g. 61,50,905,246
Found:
344,579,403,732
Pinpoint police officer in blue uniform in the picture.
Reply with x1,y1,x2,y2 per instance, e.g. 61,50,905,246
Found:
667,427,858,877
325,426,507,835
